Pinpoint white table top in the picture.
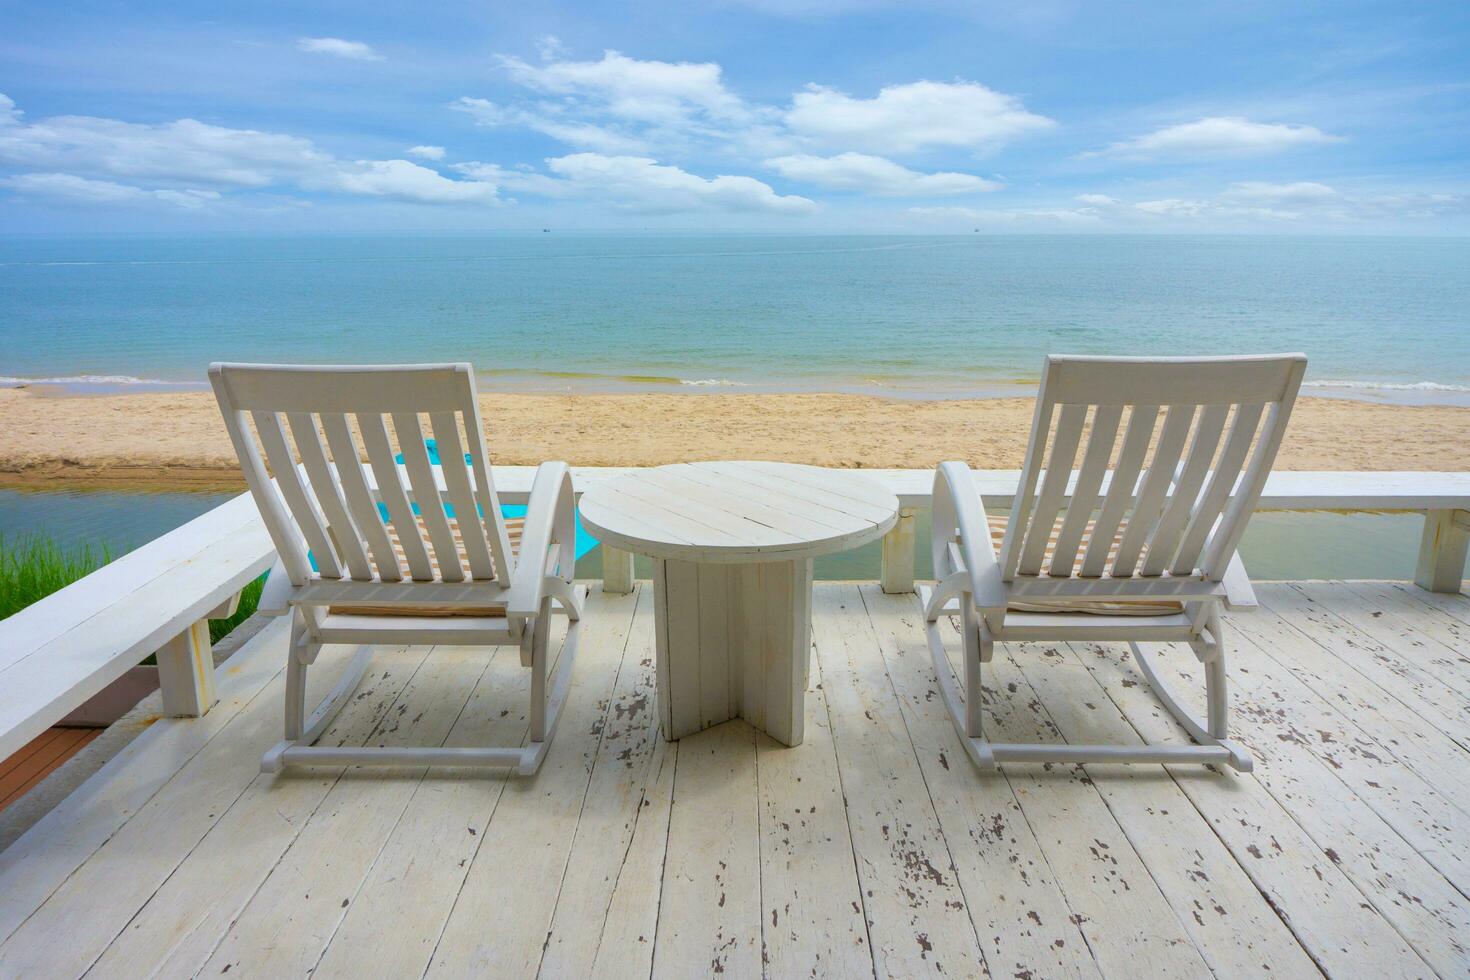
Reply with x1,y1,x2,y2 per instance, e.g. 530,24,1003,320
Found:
578,461,900,564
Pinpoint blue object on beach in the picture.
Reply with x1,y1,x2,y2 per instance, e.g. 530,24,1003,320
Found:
394,438,469,468
370,438,599,560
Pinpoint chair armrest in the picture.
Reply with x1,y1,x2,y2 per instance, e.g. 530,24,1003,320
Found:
931,461,1008,616
1221,552,1258,611
257,558,293,617
506,461,575,618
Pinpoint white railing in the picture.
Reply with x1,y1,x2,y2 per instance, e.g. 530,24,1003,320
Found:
1,468,1465,759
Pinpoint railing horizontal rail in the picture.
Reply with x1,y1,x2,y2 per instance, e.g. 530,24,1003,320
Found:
2,468,1465,764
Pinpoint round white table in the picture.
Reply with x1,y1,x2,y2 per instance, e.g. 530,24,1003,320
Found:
579,461,899,746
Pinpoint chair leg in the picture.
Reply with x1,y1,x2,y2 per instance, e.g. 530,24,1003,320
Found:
1201,608,1230,740
1133,638,1253,772
528,597,552,743
1204,656,1229,740
283,609,311,741
919,586,997,769
518,585,587,776
961,603,986,739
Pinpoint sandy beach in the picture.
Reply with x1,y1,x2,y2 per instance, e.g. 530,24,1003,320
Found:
1,386,1466,491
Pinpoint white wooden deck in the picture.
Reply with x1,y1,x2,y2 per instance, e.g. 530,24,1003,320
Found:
1,581,1467,979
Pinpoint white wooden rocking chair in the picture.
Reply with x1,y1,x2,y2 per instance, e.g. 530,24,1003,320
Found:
210,363,585,775
920,354,1307,771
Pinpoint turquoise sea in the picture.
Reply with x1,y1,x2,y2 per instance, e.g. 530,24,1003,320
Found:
2,234,1468,398
0,234,1464,581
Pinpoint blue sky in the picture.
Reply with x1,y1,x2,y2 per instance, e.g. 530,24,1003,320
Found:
1,0,1466,233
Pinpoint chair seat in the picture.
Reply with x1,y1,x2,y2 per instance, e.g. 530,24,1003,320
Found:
985,514,1185,616
329,516,524,617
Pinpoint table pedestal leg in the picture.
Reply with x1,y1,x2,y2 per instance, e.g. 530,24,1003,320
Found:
653,557,813,746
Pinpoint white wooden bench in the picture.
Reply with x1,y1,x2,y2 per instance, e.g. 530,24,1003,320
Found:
488,467,1470,596
0,493,275,761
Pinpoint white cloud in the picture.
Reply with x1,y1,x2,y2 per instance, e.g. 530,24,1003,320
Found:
458,154,816,214
497,49,747,125
0,112,331,186
407,145,446,160
765,153,1000,195
2,172,220,209
326,160,499,203
908,182,1470,228
544,154,816,214
784,80,1053,153
1091,116,1341,159
0,96,502,209
1054,183,1468,225
1223,180,1339,203
535,35,568,62
460,49,1049,177
296,37,383,62
454,162,570,197
452,97,649,153
909,204,1101,225
0,94,20,126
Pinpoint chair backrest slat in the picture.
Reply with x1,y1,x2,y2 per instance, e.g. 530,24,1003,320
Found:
393,411,466,582
1112,404,1195,577
463,392,515,586
1079,405,1157,577
1000,354,1306,588
319,413,403,581
1141,403,1229,576
429,411,498,580
1170,402,1264,575
357,412,435,581
252,411,342,580
212,362,515,589
999,397,1056,579
287,412,374,580
1049,404,1122,578
1200,394,1301,578
1016,403,1087,576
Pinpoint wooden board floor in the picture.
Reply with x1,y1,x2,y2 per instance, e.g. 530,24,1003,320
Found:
0,581,1466,979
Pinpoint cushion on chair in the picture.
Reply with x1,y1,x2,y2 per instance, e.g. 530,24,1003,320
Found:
329,516,525,617
984,514,1185,616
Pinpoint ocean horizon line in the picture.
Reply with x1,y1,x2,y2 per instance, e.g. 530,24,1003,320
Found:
5,371,1468,406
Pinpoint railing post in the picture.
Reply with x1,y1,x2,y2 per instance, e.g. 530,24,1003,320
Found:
1415,508,1470,594
602,545,635,594
881,508,917,594
157,620,218,717
156,590,238,717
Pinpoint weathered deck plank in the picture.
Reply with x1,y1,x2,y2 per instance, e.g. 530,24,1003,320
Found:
424,590,638,978
1006,641,1322,979
652,722,762,979
0,638,402,978
755,647,873,978
87,643,425,978
196,643,481,977
813,585,987,979
1062,638,1435,978
0,582,1465,979
308,637,543,980
537,587,662,979
949,635,1214,979
860,587,1103,980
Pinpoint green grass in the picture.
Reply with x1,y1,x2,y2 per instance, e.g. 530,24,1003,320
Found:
0,533,114,621
0,532,264,647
